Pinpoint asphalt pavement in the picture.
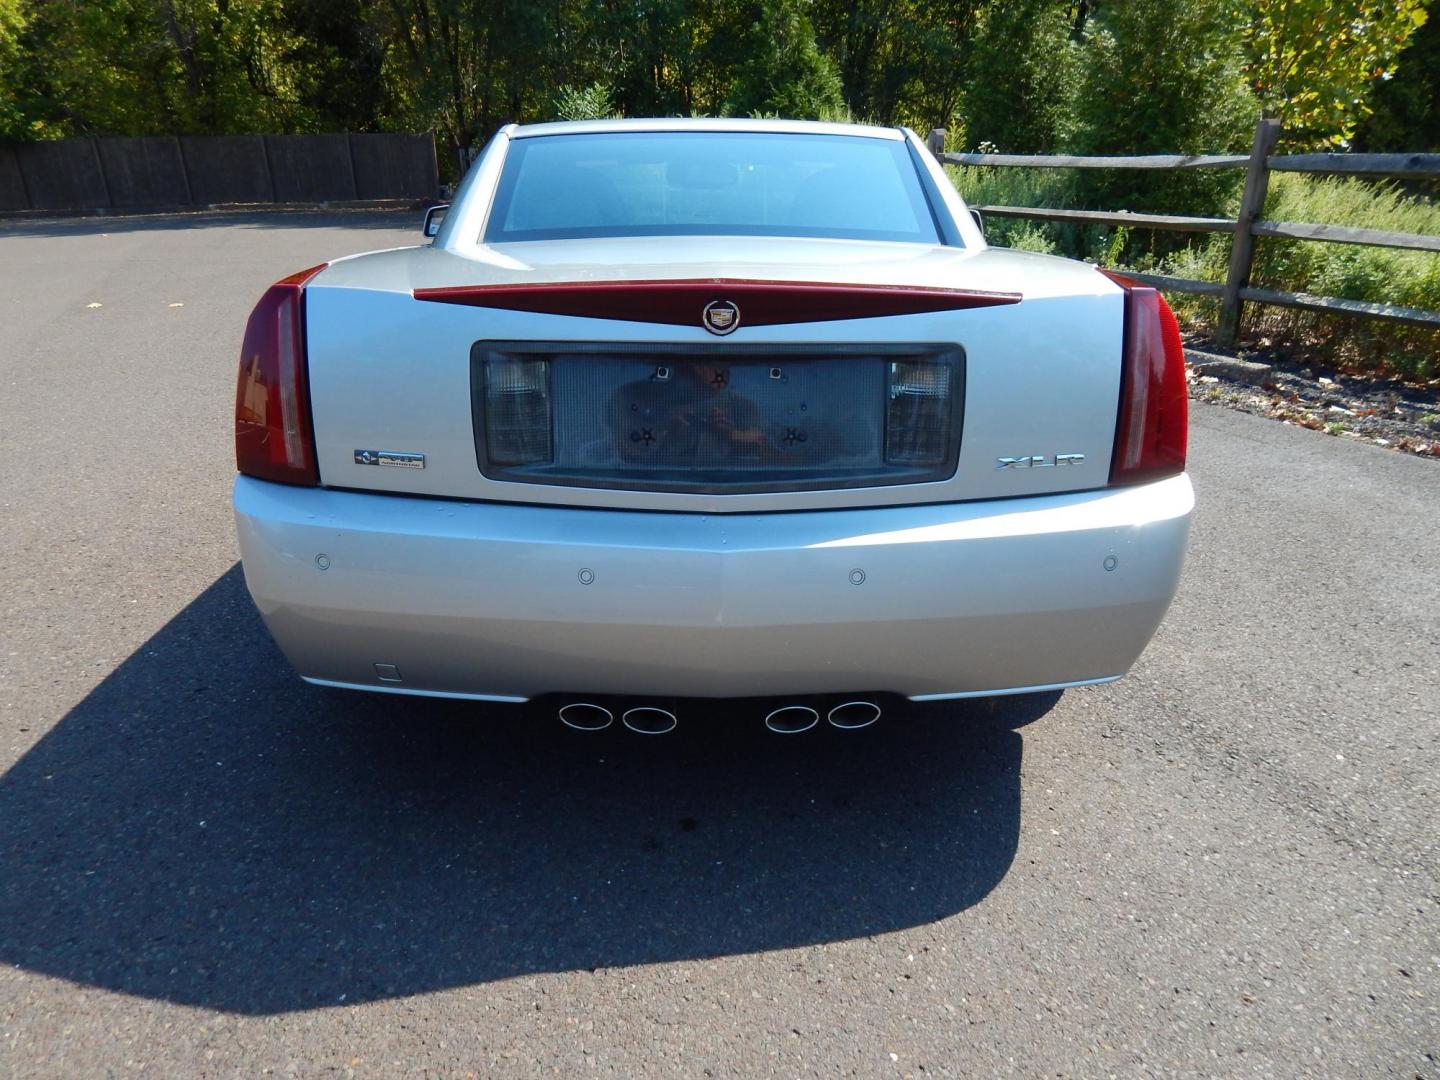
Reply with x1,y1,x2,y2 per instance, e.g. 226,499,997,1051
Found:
0,210,1435,1077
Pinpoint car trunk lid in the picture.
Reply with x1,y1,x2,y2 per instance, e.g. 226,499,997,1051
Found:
303,238,1127,512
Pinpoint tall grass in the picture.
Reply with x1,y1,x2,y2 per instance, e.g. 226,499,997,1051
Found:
949,165,1440,379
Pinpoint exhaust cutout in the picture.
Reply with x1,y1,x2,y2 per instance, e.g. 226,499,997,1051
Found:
828,701,881,730
622,706,678,735
559,702,613,732
764,705,819,734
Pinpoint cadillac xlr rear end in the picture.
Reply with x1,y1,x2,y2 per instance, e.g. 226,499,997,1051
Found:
232,119,1193,724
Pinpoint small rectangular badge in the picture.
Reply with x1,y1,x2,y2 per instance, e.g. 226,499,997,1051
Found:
354,449,425,469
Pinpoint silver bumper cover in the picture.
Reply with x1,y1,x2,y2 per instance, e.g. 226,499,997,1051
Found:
234,474,1193,701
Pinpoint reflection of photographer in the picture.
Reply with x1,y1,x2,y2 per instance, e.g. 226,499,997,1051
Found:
608,363,768,464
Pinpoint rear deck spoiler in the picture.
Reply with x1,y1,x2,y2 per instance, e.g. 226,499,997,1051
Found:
412,279,1021,329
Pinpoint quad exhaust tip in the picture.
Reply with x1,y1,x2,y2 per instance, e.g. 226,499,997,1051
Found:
622,706,678,736
558,703,679,734
764,705,820,734
560,699,880,735
558,702,613,732
765,701,882,733
827,700,882,730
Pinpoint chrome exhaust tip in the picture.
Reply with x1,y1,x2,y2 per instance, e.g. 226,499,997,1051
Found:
827,700,881,730
764,705,819,734
622,706,678,735
559,702,613,732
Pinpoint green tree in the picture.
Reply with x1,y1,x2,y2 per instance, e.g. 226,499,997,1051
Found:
813,0,986,129
1072,0,1257,215
723,0,846,118
586,0,726,117
1353,1,1439,152
0,0,27,137
280,0,392,132
6,0,176,136
1241,0,1429,149
377,0,565,151
6,0,307,137
962,0,1078,152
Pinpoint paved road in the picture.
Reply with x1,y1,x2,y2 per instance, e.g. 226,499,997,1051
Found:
0,211,1435,1078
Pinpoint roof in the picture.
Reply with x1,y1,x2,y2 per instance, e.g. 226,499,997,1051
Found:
509,117,906,140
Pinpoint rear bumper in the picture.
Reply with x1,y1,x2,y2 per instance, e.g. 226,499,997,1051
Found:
233,474,1193,701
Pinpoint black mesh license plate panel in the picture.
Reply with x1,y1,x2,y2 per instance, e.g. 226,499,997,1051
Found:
472,343,963,495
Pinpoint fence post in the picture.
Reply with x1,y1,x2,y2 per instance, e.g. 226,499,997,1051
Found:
1218,118,1281,346
260,135,278,202
90,136,113,209
11,144,34,209
925,128,946,158
421,131,440,198
173,135,194,206
343,133,361,201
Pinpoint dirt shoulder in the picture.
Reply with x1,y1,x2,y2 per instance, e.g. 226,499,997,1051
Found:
1183,334,1440,459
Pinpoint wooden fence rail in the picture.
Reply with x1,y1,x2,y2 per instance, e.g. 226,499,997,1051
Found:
927,120,1440,344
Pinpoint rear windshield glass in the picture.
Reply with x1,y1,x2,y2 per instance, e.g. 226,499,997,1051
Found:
483,132,942,245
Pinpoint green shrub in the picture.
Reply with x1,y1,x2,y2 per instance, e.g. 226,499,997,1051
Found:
1151,175,1440,376
949,165,1155,265
998,223,1060,255
1246,174,1440,377
553,83,617,122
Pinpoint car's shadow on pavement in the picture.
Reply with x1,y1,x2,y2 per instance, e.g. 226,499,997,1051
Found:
0,565,1056,1016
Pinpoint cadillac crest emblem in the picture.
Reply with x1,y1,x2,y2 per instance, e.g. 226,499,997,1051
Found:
702,299,741,335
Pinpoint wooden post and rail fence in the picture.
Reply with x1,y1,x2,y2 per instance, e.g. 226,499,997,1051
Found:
924,120,1440,346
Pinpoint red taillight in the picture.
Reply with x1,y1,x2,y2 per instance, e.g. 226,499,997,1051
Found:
1103,273,1188,486
235,264,326,485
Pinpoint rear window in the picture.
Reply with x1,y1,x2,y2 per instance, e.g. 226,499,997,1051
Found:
484,132,942,245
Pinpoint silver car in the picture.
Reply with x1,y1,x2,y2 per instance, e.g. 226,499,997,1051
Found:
233,118,1193,733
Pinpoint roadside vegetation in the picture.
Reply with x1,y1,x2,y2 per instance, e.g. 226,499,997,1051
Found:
952,166,1440,380
2,0,1430,158
0,0,1435,373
